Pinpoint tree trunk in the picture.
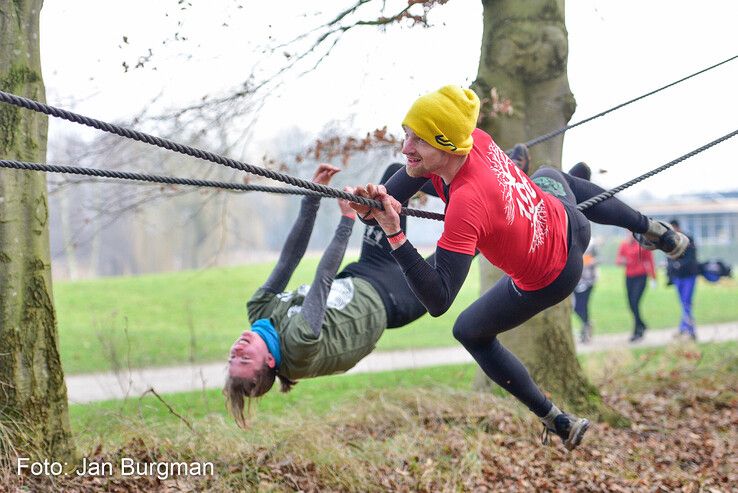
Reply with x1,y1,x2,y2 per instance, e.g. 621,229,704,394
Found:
0,0,76,462
472,0,623,423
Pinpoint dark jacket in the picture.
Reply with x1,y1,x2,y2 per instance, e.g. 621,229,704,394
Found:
667,233,700,279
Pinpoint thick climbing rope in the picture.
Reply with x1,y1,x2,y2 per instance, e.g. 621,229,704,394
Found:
577,128,738,211
4,127,735,215
524,54,738,147
0,91,444,221
0,54,735,217
0,160,329,197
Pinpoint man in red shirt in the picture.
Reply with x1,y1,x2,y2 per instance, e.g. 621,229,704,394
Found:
616,235,657,342
351,85,688,451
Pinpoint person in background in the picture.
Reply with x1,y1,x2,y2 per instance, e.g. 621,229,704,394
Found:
573,240,598,343
666,219,700,340
568,162,597,343
616,233,657,342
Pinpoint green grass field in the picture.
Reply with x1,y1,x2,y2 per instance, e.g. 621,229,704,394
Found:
54,258,738,374
68,340,737,446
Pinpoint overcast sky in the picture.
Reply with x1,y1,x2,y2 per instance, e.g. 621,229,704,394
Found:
40,0,738,197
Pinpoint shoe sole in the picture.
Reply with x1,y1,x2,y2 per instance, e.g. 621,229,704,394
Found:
635,222,690,260
666,232,689,259
565,418,590,450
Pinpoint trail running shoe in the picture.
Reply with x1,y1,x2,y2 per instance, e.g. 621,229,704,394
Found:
568,162,592,181
541,412,590,451
633,220,689,259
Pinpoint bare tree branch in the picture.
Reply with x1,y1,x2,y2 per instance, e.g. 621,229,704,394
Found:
130,1,449,122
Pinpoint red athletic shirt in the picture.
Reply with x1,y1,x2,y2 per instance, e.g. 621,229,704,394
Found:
429,129,569,291
616,239,656,278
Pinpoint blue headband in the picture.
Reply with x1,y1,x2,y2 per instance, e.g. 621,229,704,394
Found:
250,318,282,368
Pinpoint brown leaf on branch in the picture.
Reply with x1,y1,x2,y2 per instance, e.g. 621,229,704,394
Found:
283,126,401,169
478,87,514,123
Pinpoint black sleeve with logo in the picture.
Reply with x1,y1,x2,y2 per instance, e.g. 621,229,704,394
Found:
341,163,436,328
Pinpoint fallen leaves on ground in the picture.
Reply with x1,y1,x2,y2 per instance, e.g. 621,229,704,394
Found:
4,350,737,492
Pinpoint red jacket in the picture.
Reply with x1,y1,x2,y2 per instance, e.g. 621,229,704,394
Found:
616,239,656,278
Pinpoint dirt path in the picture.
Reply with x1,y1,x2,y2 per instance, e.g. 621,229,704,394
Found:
66,322,738,404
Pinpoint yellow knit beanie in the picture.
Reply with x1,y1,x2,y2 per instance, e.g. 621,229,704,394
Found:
402,85,480,156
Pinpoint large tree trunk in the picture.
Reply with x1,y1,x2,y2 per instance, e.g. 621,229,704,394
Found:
0,0,76,462
472,0,621,422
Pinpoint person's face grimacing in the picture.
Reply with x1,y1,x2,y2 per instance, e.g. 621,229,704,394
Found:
401,126,451,178
228,330,274,380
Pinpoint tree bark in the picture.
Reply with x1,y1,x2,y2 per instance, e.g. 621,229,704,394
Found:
0,0,76,462
472,0,623,423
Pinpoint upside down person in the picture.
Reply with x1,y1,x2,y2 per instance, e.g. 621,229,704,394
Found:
224,162,434,427
350,85,689,450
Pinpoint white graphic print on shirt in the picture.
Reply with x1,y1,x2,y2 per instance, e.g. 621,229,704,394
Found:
363,225,385,248
283,278,356,318
486,144,549,252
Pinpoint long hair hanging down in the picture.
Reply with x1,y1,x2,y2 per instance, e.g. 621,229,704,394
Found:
223,364,297,428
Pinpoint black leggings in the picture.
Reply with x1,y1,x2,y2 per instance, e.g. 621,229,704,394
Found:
562,172,649,233
625,275,648,331
452,167,648,417
573,287,593,325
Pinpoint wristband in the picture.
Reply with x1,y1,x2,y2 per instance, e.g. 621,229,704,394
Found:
385,230,403,239
387,231,406,245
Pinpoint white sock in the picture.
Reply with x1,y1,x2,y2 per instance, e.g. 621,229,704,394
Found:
541,404,562,429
